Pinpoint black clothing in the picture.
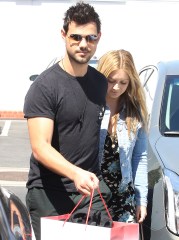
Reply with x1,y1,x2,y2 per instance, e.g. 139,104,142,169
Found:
24,63,107,192
101,132,136,222
26,179,111,240
24,63,109,240
69,208,112,227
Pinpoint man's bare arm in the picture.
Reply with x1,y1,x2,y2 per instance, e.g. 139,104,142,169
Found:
27,117,99,195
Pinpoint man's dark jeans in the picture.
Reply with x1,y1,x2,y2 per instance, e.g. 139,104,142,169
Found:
26,179,111,240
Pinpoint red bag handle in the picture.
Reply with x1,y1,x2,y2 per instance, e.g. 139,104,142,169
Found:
63,187,112,227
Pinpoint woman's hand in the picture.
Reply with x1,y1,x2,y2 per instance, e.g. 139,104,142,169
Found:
136,205,147,223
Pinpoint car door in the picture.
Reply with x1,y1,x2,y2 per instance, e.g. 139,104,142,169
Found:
0,186,32,240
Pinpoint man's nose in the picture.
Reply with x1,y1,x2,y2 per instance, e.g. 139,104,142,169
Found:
79,37,88,47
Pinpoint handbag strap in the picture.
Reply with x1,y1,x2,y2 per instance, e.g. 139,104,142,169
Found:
63,187,112,226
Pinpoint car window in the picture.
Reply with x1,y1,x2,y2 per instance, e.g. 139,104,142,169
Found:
89,59,98,68
139,66,158,115
160,75,179,133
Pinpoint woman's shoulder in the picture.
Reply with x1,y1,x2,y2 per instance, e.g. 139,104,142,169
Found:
101,107,110,129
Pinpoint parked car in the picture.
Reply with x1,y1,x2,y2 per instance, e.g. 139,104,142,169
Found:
29,57,98,81
139,60,179,240
0,186,31,240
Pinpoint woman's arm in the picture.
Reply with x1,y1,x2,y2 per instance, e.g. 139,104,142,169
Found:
132,126,148,222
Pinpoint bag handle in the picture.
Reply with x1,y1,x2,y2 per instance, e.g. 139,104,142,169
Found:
63,187,112,227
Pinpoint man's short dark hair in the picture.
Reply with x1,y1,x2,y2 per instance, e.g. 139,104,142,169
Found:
63,1,101,33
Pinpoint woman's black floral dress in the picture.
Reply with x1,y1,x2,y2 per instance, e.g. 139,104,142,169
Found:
101,132,136,222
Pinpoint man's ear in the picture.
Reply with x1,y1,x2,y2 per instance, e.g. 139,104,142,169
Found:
97,32,102,43
61,29,66,40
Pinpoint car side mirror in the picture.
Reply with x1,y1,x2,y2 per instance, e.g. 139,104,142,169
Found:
29,75,39,81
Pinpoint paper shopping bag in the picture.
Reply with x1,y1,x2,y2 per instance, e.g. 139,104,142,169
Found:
41,214,111,240
111,221,139,240
41,188,139,240
41,214,139,240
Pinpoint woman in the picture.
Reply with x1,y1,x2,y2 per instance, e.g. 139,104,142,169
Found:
97,49,148,223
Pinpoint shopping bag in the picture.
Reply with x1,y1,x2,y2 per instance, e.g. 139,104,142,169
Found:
111,221,139,240
41,188,139,240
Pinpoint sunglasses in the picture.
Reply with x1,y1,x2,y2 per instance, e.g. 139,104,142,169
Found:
68,34,98,44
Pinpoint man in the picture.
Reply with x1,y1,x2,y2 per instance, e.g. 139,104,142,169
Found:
24,2,111,240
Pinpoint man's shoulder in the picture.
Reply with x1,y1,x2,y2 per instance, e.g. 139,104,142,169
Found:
40,62,64,79
88,65,107,81
34,62,66,86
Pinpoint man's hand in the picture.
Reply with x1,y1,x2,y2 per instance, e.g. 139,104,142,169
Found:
73,168,99,195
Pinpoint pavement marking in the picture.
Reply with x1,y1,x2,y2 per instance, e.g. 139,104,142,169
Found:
0,167,29,172
0,180,26,187
0,168,28,186
0,120,11,136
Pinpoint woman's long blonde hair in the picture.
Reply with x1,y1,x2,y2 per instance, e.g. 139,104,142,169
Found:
97,49,148,133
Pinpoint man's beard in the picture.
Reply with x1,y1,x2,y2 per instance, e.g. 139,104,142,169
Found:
67,50,92,65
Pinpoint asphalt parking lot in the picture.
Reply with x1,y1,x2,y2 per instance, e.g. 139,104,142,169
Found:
0,119,31,205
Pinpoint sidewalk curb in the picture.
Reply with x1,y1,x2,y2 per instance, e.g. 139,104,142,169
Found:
0,111,24,119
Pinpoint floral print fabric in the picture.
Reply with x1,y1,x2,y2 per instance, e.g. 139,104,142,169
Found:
101,132,136,222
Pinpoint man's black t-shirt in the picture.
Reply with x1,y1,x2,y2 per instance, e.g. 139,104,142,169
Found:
24,63,107,192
